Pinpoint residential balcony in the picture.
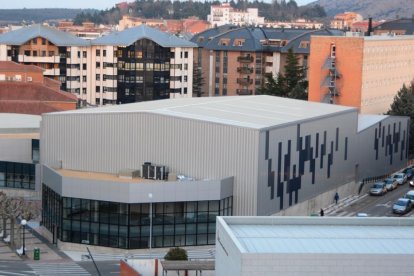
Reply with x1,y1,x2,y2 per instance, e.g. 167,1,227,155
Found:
237,67,253,74
237,56,254,63
237,78,253,85
237,89,253,95
18,55,60,63
43,68,60,76
265,66,273,74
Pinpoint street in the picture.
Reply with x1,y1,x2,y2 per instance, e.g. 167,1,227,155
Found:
330,182,414,217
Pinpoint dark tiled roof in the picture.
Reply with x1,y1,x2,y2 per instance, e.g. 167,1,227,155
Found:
373,18,414,34
190,24,240,47
92,25,196,47
192,27,344,53
0,24,90,46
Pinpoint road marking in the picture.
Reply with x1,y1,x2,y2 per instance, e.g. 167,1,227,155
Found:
0,271,31,276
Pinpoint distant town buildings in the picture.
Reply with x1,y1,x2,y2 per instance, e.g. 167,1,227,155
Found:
330,12,363,30
118,15,210,35
0,61,77,114
0,24,196,106
373,18,414,35
208,3,264,27
265,19,323,29
191,26,343,97
57,21,113,40
308,34,414,114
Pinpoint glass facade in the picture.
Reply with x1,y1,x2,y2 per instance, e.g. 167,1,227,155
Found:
42,184,232,249
0,161,36,190
116,39,171,104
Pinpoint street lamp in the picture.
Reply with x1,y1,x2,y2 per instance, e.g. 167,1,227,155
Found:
148,193,153,259
21,219,27,256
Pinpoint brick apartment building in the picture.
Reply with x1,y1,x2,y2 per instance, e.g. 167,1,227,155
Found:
191,26,343,96
308,34,414,114
0,61,77,114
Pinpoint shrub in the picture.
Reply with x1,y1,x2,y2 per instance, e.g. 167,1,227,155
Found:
164,247,188,261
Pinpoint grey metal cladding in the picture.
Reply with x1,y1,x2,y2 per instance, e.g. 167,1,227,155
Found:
0,139,33,163
257,111,357,215
0,24,90,46
356,116,410,180
41,112,259,215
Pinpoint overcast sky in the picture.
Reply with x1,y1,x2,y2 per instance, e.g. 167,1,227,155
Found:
5,0,315,9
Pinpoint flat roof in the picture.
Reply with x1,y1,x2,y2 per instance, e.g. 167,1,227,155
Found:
358,114,389,132
218,216,414,255
56,169,147,183
0,113,41,133
45,96,356,130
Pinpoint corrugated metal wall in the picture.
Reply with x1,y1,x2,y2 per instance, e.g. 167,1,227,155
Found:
41,112,259,215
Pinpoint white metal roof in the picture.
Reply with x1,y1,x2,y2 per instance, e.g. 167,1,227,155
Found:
45,96,356,130
0,113,41,133
357,114,389,132
218,216,414,255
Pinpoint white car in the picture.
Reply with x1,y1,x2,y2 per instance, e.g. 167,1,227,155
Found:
393,173,407,185
404,190,414,204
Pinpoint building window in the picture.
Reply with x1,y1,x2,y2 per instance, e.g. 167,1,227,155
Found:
82,88,87,94
184,64,188,70
96,74,100,81
96,62,100,68
96,98,100,105
42,38,46,45
24,50,30,56
49,51,55,57
96,86,100,93
77,51,81,58
32,139,39,164
184,51,188,58
83,51,87,58
103,50,107,57
83,64,87,70
184,88,188,94
0,161,36,190
32,38,37,44
82,76,87,82
184,76,188,82
96,49,100,56
32,51,38,57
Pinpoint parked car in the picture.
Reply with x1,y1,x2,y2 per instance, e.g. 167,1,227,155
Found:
404,190,414,204
410,179,414,188
392,198,412,215
393,173,407,185
384,178,398,191
369,182,387,196
402,168,413,180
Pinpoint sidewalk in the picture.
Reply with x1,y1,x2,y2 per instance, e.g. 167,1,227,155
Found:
323,193,368,216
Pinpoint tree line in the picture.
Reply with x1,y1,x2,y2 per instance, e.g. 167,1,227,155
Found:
74,0,326,25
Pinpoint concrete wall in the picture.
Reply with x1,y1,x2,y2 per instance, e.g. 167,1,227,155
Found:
41,112,259,215
0,138,33,163
238,253,413,276
257,110,358,215
215,217,242,276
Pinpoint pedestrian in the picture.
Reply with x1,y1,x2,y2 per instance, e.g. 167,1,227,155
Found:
320,208,324,217
334,192,339,204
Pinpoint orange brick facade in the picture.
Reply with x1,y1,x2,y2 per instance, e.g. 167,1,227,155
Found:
309,35,414,114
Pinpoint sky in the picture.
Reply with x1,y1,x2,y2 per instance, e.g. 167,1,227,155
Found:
4,0,316,10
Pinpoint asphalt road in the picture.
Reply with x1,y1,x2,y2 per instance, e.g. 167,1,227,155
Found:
334,182,414,217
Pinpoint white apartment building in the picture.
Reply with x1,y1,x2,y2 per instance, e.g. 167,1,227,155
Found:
0,24,196,106
208,3,265,27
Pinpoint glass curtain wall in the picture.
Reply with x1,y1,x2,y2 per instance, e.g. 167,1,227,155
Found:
0,161,35,189
116,38,171,104
42,184,232,249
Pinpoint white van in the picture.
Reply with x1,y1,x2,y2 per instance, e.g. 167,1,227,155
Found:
404,190,414,203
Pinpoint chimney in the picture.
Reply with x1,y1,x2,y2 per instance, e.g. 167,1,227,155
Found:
367,17,373,36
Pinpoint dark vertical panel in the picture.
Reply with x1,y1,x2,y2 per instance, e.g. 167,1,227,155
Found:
335,128,339,151
277,142,284,210
315,133,319,158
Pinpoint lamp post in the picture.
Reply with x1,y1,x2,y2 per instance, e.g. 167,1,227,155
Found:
148,193,153,259
21,219,27,256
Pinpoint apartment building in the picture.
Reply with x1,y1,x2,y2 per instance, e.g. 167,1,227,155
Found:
373,18,414,35
308,34,414,114
330,12,363,30
0,24,196,106
208,3,264,27
191,27,343,96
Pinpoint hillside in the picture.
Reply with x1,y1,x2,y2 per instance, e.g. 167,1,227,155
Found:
309,0,414,19
0,9,97,24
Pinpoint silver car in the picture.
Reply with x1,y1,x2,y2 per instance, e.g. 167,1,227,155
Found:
369,182,387,196
393,173,407,185
393,198,412,215
384,178,398,191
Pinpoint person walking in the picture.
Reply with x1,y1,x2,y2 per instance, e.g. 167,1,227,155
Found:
334,192,339,204
320,208,324,217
